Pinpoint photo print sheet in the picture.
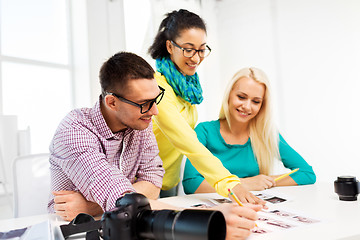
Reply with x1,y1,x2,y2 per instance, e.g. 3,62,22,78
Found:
248,205,321,238
189,189,290,208
252,189,292,204
190,197,232,208
184,192,321,238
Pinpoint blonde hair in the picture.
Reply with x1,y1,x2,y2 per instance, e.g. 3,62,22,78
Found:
219,67,279,175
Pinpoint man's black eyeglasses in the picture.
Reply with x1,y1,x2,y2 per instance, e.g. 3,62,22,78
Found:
107,86,165,114
171,40,211,58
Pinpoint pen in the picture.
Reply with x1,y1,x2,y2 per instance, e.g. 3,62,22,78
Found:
274,168,299,182
227,189,258,227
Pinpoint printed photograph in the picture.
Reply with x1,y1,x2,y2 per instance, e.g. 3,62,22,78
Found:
212,198,232,204
255,193,288,204
255,193,274,200
266,219,296,229
190,203,213,208
292,215,320,224
268,209,295,217
265,196,287,204
257,215,296,229
258,217,270,221
252,227,272,234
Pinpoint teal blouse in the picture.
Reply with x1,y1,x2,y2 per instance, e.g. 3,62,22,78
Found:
182,120,316,194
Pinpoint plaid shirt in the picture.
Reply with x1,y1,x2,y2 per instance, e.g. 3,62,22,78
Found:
48,99,164,212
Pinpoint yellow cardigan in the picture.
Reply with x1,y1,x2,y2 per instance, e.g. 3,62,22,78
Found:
152,72,241,197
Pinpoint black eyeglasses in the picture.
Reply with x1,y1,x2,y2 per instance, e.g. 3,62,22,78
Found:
171,40,211,58
107,86,165,114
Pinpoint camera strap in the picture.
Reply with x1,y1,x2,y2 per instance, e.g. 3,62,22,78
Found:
60,213,101,240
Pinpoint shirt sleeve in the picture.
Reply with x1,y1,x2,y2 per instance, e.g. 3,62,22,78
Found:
50,124,136,211
182,123,209,194
134,125,165,188
154,74,241,197
278,134,316,185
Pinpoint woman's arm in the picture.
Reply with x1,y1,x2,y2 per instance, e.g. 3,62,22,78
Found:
277,134,316,185
154,73,263,204
271,175,297,186
190,175,278,192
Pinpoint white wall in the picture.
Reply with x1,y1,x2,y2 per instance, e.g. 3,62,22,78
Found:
200,0,279,122
210,0,360,182
83,0,127,106
84,0,360,182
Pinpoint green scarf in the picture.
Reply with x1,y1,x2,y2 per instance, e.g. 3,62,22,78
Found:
156,57,203,105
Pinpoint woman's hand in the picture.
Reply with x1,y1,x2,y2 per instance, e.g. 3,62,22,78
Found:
212,203,261,240
240,175,276,191
53,190,103,221
231,183,267,206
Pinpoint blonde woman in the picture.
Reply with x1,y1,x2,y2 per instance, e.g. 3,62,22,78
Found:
183,67,316,193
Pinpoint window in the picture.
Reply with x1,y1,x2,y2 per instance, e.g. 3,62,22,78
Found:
0,0,74,153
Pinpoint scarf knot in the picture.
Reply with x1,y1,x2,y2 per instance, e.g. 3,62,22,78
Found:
156,57,203,105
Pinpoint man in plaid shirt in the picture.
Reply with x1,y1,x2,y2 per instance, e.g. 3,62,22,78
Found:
48,52,165,220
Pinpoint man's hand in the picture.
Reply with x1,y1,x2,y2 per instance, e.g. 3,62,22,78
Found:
213,203,262,240
231,183,267,206
53,190,103,221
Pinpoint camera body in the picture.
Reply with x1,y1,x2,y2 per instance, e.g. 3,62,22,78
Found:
101,192,151,240
101,192,226,240
334,176,360,201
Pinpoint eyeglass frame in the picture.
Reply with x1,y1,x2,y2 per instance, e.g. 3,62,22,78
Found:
170,40,211,58
106,86,165,114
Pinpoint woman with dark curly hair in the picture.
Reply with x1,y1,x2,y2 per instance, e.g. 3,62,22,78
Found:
149,9,263,205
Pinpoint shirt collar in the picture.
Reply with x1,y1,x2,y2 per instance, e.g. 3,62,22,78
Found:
90,96,133,140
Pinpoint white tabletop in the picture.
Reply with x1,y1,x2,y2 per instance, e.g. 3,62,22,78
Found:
0,214,57,230
1,182,359,240
255,182,360,240
159,182,360,240
0,214,69,240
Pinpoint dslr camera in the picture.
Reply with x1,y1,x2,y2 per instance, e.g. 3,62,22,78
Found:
101,192,226,240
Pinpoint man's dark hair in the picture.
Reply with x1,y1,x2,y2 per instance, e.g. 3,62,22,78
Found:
100,52,155,97
148,9,207,59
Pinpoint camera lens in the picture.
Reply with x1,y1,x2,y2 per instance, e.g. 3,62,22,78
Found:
137,209,226,240
334,176,360,201
102,193,226,240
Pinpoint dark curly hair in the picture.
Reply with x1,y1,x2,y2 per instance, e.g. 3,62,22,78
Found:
148,9,207,59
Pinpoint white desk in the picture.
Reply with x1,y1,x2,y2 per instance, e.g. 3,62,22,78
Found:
0,214,67,240
0,214,56,230
1,182,359,240
159,182,360,240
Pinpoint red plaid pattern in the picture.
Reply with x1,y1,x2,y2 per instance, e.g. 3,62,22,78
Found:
48,100,164,212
